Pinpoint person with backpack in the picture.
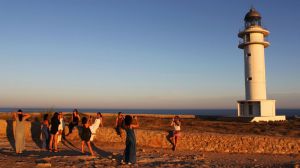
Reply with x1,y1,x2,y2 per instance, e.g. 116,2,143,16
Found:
80,117,94,156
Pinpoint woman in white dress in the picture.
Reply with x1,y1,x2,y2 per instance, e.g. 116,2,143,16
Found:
89,112,103,141
57,112,65,143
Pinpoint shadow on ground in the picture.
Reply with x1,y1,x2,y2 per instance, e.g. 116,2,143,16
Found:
6,120,15,150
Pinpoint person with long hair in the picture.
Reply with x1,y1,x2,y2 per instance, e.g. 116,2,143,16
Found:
170,116,181,151
49,112,60,152
122,115,139,165
89,112,103,142
57,112,65,143
115,112,125,137
67,109,80,135
80,117,94,156
41,113,50,150
13,109,31,154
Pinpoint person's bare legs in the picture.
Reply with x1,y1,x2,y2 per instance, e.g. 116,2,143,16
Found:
49,134,54,151
174,136,178,150
54,134,58,152
81,141,85,154
87,141,94,156
171,135,176,150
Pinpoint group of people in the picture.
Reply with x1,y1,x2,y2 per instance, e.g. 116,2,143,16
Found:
11,109,181,165
40,109,104,154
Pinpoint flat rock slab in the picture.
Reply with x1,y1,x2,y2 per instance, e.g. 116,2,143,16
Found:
36,163,51,167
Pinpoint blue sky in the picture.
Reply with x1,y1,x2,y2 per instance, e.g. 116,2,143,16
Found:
0,0,299,109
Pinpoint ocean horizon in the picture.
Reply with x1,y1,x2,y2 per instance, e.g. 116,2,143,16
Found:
0,108,299,116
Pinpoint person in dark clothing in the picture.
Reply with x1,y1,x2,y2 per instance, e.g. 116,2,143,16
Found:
41,114,50,150
49,112,60,152
80,117,94,156
122,115,139,165
115,112,125,137
67,109,80,135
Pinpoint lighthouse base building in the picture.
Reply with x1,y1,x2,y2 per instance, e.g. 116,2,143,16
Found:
237,100,285,122
237,8,285,122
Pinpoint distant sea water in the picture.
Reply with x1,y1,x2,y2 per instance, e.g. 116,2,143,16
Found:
0,108,299,116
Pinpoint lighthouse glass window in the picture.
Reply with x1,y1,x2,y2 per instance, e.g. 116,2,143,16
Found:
244,34,250,42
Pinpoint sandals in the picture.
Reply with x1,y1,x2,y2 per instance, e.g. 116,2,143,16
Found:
49,149,58,152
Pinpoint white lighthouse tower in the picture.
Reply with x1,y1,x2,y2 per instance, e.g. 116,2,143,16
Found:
237,8,285,122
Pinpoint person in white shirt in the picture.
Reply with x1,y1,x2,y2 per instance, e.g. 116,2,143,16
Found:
89,112,103,141
57,112,65,143
170,116,181,151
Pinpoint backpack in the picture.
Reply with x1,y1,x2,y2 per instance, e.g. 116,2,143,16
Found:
81,126,91,140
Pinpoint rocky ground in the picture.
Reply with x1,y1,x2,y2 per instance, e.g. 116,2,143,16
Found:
1,113,299,167
0,138,299,168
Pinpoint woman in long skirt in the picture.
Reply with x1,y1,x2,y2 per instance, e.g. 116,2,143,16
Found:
41,114,50,150
123,115,139,165
13,109,31,154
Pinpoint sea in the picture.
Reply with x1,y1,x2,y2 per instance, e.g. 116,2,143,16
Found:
0,108,299,117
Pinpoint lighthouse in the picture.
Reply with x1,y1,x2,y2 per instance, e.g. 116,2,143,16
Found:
237,8,285,122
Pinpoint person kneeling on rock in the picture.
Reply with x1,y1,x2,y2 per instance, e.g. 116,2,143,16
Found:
89,112,103,142
81,117,95,156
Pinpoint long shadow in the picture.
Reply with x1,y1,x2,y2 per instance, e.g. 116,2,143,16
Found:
61,126,82,151
91,142,112,158
61,139,80,151
61,140,74,151
31,121,42,149
6,120,15,150
91,142,124,162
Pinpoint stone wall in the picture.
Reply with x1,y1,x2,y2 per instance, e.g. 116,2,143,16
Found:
91,127,300,154
0,119,299,154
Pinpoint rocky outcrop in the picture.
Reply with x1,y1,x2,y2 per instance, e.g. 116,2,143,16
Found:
68,126,300,155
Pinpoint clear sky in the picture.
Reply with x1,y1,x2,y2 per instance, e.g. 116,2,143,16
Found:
0,0,299,109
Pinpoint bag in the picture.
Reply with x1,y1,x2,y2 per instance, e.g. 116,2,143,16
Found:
81,127,91,141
